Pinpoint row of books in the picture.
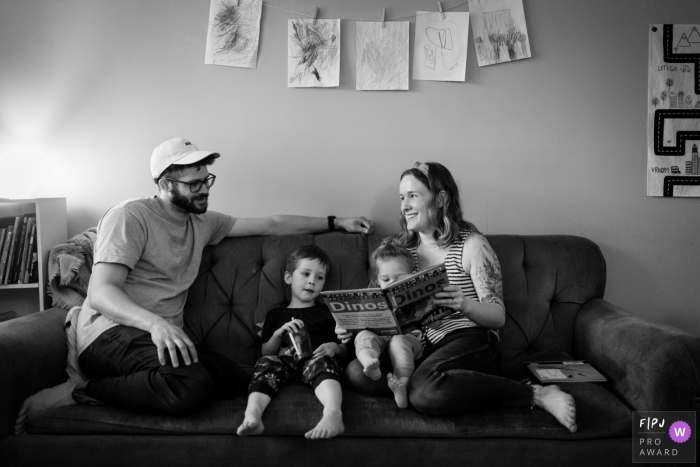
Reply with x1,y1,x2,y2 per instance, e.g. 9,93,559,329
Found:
0,214,39,285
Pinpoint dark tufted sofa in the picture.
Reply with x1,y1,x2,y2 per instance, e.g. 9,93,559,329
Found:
1,233,698,467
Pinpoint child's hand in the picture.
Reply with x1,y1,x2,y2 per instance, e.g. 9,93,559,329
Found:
314,342,340,358
274,318,304,338
335,325,352,344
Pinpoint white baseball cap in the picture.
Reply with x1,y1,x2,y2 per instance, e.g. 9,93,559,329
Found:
151,137,220,179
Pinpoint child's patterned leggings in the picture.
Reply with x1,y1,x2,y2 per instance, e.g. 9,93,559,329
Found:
248,354,341,398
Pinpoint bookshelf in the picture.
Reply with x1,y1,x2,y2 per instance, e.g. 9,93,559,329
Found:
0,198,67,318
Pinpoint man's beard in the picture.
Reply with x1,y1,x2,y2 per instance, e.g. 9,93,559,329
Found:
170,187,208,214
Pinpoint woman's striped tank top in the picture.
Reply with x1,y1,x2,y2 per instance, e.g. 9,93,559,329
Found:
408,230,480,345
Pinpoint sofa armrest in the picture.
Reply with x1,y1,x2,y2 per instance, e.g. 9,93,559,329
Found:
574,298,700,411
0,308,68,441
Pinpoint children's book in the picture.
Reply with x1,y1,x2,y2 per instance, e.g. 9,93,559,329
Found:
0,229,6,266
19,221,36,284
13,215,34,283
526,361,607,383
4,216,21,284
321,263,451,336
0,226,14,284
28,252,38,283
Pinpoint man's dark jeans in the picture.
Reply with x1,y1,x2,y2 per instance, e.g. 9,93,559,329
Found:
344,327,533,415
77,325,250,414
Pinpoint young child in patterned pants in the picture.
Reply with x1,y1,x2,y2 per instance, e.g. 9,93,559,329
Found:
236,245,348,440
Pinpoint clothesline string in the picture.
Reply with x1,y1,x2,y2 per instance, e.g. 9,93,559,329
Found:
262,1,472,22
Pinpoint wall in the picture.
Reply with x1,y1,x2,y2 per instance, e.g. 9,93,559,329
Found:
1,0,698,335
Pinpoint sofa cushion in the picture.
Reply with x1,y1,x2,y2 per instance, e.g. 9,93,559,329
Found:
488,236,606,365
29,381,630,440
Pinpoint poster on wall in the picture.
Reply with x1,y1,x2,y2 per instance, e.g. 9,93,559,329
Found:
356,21,409,91
205,0,263,68
412,11,469,82
288,19,340,87
647,24,700,197
469,0,531,67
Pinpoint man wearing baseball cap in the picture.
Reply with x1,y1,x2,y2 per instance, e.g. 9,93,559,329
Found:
15,137,374,431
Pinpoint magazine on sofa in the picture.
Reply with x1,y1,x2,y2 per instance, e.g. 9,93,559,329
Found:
526,361,607,383
321,263,451,336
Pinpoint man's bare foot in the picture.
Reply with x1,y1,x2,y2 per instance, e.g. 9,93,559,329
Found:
533,384,577,433
304,409,344,440
387,373,409,409
362,358,381,381
237,411,265,436
15,381,79,435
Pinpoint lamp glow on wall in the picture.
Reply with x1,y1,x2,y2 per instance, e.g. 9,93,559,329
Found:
0,143,58,200
0,84,64,200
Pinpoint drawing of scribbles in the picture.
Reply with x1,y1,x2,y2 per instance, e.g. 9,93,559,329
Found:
427,27,452,50
469,0,531,67
426,24,462,70
356,21,409,91
204,0,263,68
424,45,437,69
412,11,469,81
288,19,340,88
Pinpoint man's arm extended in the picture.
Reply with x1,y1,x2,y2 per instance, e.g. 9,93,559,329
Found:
227,215,374,237
87,262,198,367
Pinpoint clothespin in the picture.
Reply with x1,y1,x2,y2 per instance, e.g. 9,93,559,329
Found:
381,8,385,28
437,2,445,20
313,7,318,24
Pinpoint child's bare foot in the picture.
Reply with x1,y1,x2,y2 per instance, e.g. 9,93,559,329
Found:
533,384,577,433
15,381,79,435
387,373,409,409
237,412,265,436
304,409,344,440
362,358,381,381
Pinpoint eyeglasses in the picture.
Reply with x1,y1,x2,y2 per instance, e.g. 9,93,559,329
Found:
163,174,216,193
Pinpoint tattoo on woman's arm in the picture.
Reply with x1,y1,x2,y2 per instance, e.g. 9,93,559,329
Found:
480,294,500,305
475,244,505,307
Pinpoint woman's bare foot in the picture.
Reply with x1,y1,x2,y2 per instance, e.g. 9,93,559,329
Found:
237,411,265,436
533,384,577,433
15,381,79,435
304,409,344,439
362,358,382,381
387,373,409,409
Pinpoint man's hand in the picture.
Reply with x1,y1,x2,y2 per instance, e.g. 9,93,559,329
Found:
337,217,374,234
314,342,340,358
149,317,198,367
335,325,352,344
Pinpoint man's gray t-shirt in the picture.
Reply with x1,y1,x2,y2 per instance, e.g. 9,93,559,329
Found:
76,197,236,355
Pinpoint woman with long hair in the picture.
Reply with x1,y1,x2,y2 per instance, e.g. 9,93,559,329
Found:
340,162,577,432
